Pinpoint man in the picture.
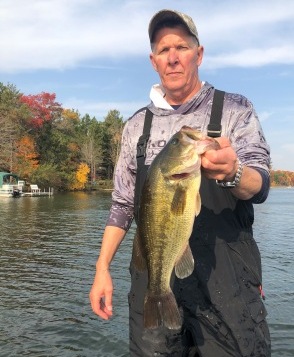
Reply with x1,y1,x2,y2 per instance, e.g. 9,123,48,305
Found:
89,9,271,356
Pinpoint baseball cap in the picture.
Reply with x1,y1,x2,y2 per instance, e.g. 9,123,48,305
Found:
148,9,200,45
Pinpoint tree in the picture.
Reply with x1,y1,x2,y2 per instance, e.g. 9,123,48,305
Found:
19,100,82,188
0,82,126,190
14,135,39,179
30,163,63,188
270,170,294,186
101,110,124,178
78,114,104,182
19,92,65,169
69,162,90,190
0,83,30,172
19,92,62,128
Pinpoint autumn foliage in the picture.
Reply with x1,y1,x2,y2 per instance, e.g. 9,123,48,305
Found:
20,92,62,128
0,82,124,190
15,136,39,178
2,82,292,191
270,170,294,187
70,163,90,190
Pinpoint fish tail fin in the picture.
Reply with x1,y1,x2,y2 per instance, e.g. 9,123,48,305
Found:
144,290,182,330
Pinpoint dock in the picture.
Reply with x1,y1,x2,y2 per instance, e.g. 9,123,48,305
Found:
22,187,54,197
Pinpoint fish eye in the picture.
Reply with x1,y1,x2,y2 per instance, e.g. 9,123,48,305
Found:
171,138,179,145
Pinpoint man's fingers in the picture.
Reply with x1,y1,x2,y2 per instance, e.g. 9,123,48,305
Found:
93,299,111,319
89,291,111,320
99,299,112,319
89,271,113,320
104,292,113,315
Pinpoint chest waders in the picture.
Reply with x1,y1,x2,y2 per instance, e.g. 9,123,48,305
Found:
129,90,271,357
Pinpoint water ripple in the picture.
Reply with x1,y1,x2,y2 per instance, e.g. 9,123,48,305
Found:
0,189,293,356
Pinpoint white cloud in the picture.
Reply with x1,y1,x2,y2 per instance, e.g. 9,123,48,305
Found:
203,45,294,69
1,0,294,72
63,97,145,119
0,0,149,72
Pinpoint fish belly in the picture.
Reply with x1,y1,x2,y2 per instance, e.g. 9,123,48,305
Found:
140,177,198,329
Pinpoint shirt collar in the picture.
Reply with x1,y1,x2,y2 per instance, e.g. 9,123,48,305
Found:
150,82,206,110
149,84,173,110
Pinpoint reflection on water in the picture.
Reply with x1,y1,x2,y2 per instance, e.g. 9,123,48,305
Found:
254,188,294,357
0,192,131,357
0,189,293,356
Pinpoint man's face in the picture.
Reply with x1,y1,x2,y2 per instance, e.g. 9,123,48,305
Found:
150,26,203,103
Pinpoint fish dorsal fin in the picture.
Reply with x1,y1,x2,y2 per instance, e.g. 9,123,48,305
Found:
175,244,194,279
131,230,147,272
171,186,186,215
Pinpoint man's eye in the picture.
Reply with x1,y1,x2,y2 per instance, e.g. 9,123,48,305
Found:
160,47,169,53
177,45,187,51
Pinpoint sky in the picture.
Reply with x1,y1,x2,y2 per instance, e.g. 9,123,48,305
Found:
1,0,294,171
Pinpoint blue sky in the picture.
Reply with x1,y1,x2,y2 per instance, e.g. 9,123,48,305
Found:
1,0,294,171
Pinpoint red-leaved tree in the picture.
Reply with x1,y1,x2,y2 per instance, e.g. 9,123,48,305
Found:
20,92,62,128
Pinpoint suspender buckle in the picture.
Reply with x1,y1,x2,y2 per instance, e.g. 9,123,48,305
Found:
207,123,222,138
136,134,150,158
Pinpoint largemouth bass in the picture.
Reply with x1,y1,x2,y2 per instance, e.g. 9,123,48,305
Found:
132,126,219,330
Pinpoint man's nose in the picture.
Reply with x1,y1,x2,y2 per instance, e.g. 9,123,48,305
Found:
168,49,179,65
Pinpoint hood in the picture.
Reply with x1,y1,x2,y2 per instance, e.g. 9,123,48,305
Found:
148,82,214,116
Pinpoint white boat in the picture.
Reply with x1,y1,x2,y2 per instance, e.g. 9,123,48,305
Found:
0,172,23,197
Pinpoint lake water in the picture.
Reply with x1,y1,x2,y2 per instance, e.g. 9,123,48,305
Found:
0,188,293,357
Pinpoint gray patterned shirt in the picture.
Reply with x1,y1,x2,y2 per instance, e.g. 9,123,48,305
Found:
106,82,270,231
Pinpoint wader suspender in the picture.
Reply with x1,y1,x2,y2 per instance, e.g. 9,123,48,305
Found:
136,108,153,171
134,89,225,220
134,108,153,221
207,89,225,138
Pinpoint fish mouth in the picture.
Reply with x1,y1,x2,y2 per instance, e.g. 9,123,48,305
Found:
168,159,201,181
170,172,191,180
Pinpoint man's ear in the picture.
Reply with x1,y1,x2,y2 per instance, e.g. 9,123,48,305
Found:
196,46,204,66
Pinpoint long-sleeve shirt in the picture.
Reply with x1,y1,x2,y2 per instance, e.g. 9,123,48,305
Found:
106,82,271,231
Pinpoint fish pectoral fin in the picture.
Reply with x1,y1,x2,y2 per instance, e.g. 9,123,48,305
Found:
144,290,182,330
195,192,201,216
131,230,147,272
171,186,186,215
175,244,194,279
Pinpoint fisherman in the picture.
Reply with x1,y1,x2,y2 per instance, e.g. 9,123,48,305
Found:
89,9,271,357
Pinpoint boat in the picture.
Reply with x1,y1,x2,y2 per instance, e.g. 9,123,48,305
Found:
0,172,23,197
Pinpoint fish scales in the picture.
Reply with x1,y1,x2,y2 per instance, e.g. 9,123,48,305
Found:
140,168,197,291
132,126,219,330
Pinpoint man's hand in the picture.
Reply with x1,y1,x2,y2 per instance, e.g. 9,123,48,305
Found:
89,226,126,320
89,269,113,320
201,137,238,181
201,136,263,200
